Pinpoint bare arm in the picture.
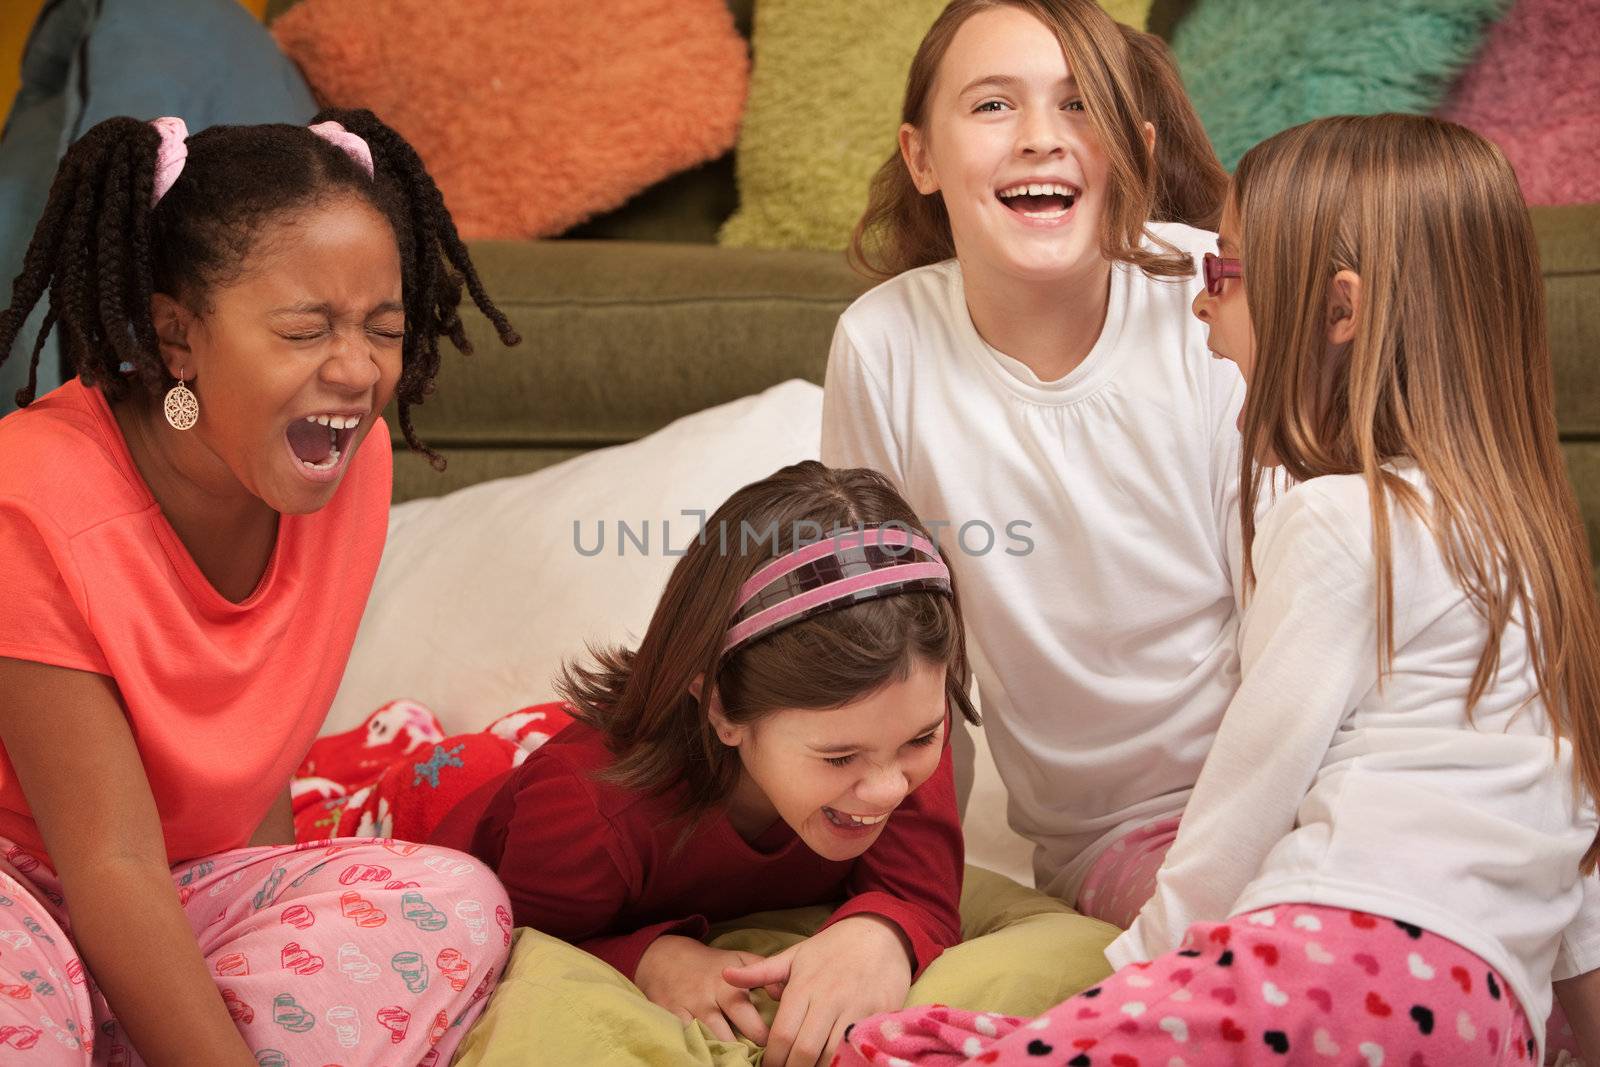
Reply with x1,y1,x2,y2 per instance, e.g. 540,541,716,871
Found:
0,658,256,1067
1556,970,1600,1063
248,786,294,847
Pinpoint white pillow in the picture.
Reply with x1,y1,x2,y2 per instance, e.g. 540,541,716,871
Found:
325,380,824,736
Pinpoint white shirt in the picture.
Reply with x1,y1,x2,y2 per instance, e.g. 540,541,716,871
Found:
1107,466,1597,1052
821,223,1248,900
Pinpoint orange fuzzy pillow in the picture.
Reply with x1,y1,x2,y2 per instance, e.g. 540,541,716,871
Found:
273,1,749,239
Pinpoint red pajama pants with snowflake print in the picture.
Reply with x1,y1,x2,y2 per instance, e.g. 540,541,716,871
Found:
834,904,1537,1067
0,837,510,1065
291,699,572,845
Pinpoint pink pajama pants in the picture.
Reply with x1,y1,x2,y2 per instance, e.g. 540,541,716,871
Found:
0,837,511,1065
836,903,1537,1067
1073,819,1578,1063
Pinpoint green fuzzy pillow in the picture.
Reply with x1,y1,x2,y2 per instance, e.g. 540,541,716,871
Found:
719,0,1153,252
1172,0,1511,171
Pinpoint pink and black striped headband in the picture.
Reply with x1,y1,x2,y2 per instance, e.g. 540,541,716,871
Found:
722,526,952,656
148,116,374,207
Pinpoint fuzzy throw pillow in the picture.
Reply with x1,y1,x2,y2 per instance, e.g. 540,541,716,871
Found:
272,0,749,240
1172,0,1511,171
719,0,1151,252
1438,0,1600,206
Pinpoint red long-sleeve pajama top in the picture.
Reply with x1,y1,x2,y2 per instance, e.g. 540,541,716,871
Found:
430,720,964,981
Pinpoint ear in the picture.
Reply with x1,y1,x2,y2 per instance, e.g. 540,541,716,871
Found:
1327,269,1362,346
1142,120,1156,159
899,122,940,196
690,674,744,747
149,293,196,379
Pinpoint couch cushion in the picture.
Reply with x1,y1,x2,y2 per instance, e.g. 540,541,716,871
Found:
1439,0,1600,208
389,241,868,500
272,0,749,241
717,0,948,252
1172,0,1507,170
1536,204,1600,437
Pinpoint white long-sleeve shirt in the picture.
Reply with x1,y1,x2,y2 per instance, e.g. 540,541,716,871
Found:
1107,466,1597,1053
821,223,1248,900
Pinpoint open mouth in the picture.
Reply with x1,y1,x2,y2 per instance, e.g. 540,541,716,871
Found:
822,806,890,831
997,181,1079,220
285,413,362,474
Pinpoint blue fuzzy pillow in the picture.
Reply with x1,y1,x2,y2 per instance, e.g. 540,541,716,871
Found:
0,0,317,413
1172,0,1511,170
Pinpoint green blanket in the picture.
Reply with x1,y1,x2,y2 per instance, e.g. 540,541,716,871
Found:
453,866,1116,1066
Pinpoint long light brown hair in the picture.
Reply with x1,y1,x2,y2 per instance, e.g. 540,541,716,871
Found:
1233,114,1600,872
849,0,1227,281
559,461,980,820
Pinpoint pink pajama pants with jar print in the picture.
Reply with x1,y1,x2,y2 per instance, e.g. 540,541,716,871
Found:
0,836,511,1065
836,904,1537,1067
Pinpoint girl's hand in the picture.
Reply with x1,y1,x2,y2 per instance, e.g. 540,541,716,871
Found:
721,915,913,1067
634,934,772,1045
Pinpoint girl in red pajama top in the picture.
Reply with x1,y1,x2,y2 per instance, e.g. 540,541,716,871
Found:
431,460,980,1067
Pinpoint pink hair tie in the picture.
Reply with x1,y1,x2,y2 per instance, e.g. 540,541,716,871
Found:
149,117,189,206
308,121,374,179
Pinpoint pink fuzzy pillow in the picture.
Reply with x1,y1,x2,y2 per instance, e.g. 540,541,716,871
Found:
1438,0,1600,206
273,0,750,239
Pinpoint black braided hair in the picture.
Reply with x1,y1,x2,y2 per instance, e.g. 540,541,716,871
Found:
0,108,520,469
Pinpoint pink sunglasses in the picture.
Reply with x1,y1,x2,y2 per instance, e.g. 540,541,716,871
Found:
1202,252,1242,296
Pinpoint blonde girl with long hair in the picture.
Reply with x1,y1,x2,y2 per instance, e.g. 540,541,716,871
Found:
822,0,1239,933
835,114,1599,1066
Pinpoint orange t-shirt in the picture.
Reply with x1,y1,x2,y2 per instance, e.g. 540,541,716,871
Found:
0,379,390,865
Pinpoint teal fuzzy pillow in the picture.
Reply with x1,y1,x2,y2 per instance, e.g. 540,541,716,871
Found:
1173,0,1511,170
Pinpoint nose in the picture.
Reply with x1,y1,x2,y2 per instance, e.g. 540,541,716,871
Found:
1015,105,1065,159
1192,286,1214,324
320,327,384,392
854,761,910,811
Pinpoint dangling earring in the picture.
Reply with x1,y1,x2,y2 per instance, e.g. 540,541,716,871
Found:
164,372,199,430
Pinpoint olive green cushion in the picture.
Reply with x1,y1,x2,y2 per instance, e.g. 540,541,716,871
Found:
718,1,1155,253
716,0,948,253
450,867,1116,1067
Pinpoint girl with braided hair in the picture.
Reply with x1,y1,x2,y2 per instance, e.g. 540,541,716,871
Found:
0,111,519,1065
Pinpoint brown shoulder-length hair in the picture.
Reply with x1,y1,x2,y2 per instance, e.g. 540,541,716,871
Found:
557,461,980,820
849,0,1227,282
1232,114,1600,873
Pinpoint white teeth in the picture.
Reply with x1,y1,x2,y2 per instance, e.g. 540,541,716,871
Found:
998,181,1075,199
304,414,362,430
826,808,888,827
297,446,341,472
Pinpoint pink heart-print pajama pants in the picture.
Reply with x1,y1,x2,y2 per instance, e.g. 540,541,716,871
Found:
0,836,511,1065
834,904,1538,1067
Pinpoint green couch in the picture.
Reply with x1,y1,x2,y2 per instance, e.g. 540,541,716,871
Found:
404,210,1600,576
